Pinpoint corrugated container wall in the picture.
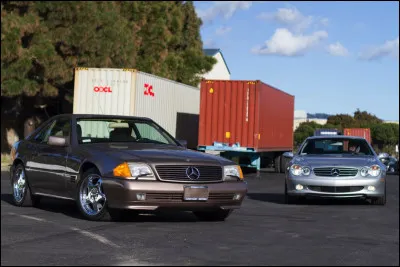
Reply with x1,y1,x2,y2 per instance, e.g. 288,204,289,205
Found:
73,68,200,141
343,128,371,143
133,71,200,140
198,80,294,152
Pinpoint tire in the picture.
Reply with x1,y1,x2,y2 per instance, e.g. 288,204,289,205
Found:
371,196,386,205
280,156,287,174
193,209,233,221
284,182,296,204
11,164,40,207
371,183,386,206
274,155,281,173
76,168,109,221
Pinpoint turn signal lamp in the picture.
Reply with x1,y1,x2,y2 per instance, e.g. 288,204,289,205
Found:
113,162,131,177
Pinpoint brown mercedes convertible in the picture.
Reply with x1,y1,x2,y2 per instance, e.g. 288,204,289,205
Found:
9,114,247,221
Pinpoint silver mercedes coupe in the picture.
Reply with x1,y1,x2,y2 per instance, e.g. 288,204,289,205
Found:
283,135,386,205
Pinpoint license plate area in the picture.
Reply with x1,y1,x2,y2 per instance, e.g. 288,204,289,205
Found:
183,185,209,201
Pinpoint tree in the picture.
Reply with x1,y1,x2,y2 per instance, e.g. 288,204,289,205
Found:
326,114,355,128
1,1,216,103
372,123,399,146
322,123,341,131
1,1,217,152
294,121,320,146
353,109,383,127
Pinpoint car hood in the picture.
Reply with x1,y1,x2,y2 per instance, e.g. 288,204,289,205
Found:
292,155,379,168
82,143,232,165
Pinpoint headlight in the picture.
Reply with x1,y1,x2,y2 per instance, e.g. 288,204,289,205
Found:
302,167,311,176
368,165,381,177
113,162,155,180
224,165,244,180
290,164,302,176
290,165,311,176
360,167,369,177
360,165,381,177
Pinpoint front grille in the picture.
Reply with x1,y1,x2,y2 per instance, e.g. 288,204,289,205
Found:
313,167,359,177
208,193,235,201
308,186,364,193
144,193,235,202
155,165,223,182
146,193,183,202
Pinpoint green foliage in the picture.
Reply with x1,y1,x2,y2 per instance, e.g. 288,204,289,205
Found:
294,110,399,149
326,114,355,128
1,1,216,102
371,123,399,145
294,122,318,146
353,109,383,127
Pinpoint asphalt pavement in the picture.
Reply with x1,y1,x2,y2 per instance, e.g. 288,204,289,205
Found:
1,170,399,266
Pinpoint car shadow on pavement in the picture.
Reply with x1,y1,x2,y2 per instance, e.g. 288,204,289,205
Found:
1,193,201,222
1,193,86,220
246,193,370,206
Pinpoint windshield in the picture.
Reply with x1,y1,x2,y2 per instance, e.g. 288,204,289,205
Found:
299,138,374,156
77,118,178,145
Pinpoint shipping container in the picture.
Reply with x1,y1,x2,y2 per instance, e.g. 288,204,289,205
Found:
73,68,200,147
314,128,341,136
198,79,294,173
198,79,294,151
343,128,371,143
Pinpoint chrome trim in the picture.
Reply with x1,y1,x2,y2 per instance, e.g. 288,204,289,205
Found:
34,192,75,201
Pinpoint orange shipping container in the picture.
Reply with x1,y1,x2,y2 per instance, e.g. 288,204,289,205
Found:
343,128,371,143
198,80,294,152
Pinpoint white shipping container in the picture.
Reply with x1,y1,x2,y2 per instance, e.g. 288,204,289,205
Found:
73,68,200,138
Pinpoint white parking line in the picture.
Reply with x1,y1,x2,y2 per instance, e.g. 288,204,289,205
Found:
19,214,48,222
8,212,120,248
70,227,120,248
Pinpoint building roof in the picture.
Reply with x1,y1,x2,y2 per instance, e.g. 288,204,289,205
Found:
203,48,231,75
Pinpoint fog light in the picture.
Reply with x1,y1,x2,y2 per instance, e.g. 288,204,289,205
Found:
136,193,146,201
233,193,242,200
295,184,304,190
367,186,376,191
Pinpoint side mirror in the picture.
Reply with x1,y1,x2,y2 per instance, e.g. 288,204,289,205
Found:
283,152,294,158
177,139,187,148
48,136,67,147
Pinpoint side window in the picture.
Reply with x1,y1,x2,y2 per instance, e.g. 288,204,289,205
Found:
135,122,169,144
33,118,71,144
33,121,56,143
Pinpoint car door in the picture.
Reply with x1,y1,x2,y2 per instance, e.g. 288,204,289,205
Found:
28,117,71,197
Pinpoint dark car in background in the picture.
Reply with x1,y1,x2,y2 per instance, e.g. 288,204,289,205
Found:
9,114,247,221
387,156,399,175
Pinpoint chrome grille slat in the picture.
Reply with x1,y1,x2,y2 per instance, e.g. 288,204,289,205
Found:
143,193,234,202
155,165,223,182
313,167,358,177
308,186,364,193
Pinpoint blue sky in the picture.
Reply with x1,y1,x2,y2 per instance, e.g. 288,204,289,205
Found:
194,1,399,121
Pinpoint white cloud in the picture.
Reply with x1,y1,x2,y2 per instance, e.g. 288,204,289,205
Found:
203,39,216,48
320,18,329,27
257,6,328,33
327,42,349,57
215,26,232,35
251,28,328,57
197,1,252,23
359,37,399,61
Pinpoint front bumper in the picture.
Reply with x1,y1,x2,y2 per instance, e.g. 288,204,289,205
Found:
102,178,248,211
286,176,385,198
